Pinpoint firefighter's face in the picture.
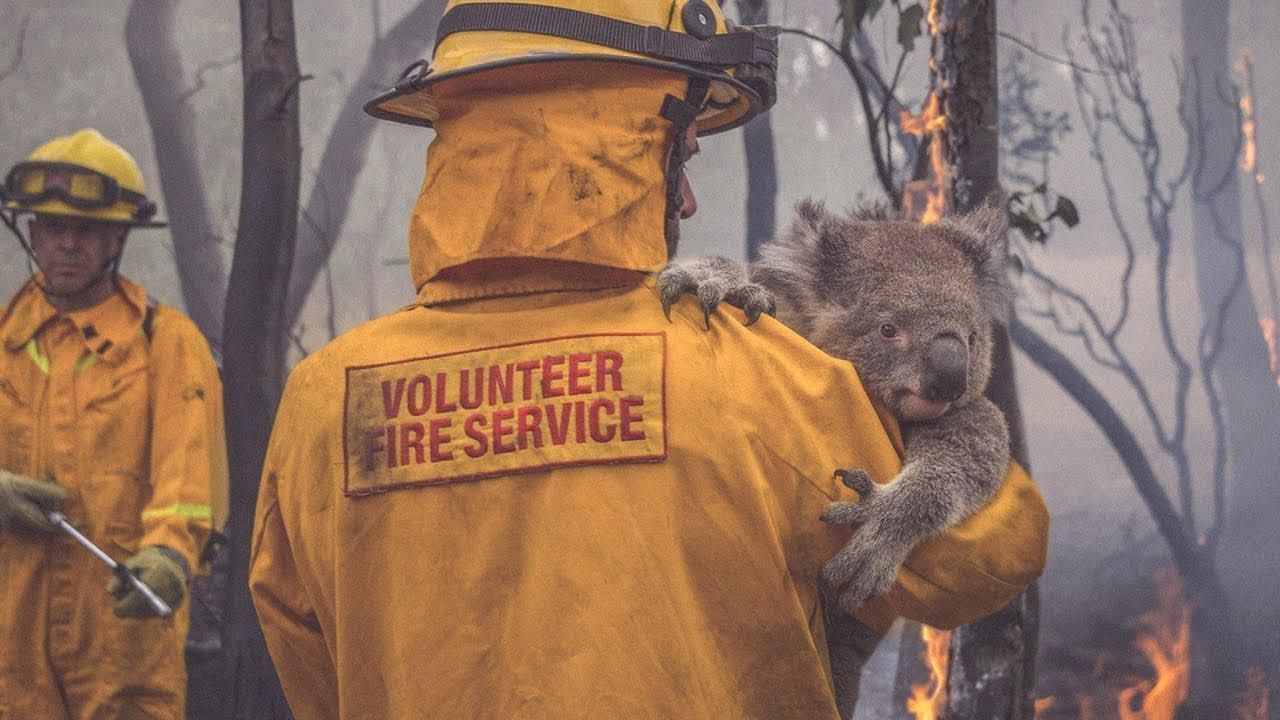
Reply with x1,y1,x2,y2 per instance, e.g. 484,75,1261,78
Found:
678,123,699,219
29,214,124,298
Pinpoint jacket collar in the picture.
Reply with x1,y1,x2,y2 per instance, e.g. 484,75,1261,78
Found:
1,275,149,364
416,258,649,307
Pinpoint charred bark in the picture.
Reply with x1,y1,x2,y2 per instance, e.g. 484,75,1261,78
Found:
929,2,1039,717
1180,0,1280,684
738,0,777,261
221,1,302,717
283,0,443,330
125,0,229,350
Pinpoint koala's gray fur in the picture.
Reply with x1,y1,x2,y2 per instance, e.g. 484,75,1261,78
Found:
657,199,1012,616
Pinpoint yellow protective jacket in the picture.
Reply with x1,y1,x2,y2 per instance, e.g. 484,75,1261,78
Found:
0,275,226,719
250,66,1048,719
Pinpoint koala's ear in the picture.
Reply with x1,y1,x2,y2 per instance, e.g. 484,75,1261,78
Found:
954,195,1009,250
756,199,846,318
941,197,1013,323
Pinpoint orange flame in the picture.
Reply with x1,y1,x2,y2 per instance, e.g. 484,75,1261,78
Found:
899,0,947,225
1237,51,1264,185
899,91,949,225
1261,315,1280,389
1116,568,1190,719
1235,666,1270,720
906,626,952,720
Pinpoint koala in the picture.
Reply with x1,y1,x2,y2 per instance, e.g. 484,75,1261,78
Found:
657,199,1012,616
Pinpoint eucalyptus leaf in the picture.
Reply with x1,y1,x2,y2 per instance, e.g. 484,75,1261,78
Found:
1054,196,1080,227
897,3,924,51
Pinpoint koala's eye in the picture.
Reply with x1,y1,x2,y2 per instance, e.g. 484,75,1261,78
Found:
969,330,978,345
880,324,898,339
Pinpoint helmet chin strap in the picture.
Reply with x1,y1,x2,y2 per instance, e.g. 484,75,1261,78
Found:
660,77,711,260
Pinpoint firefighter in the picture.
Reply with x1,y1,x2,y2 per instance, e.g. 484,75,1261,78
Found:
0,128,227,718
250,1,1049,717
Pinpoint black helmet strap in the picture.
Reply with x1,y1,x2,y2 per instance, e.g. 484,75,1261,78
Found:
433,3,776,69
659,76,710,257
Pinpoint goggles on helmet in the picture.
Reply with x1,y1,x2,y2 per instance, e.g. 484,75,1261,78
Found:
2,161,158,222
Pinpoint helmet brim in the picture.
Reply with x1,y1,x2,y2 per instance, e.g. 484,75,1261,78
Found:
4,202,167,229
364,54,763,136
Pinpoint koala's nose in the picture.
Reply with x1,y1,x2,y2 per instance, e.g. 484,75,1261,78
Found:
923,335,967,403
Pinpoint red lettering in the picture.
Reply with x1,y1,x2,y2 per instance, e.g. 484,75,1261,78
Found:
567,353,593,394
545,403,572,445
515,360,540,401
541,355,566,398
574,401,587,443
435,372,458,413
429,418,453,462
386,425,398,468
400,422,426,465
364,428,386,470
588,398,617,443
517,406,544,449
406,375,431,416
619,396,646,441
459,368,484,410
381,378,406,419
492,409,516,454
488,363,514,405
464,414,489,458
596,351,624,392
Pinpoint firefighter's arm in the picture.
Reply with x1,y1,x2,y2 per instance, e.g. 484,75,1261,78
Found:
702,306,1048,632
250,362,339,718
867,461,1048,630
141,308,225,573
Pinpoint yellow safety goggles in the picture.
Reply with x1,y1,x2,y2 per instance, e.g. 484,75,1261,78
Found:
2,161,157,221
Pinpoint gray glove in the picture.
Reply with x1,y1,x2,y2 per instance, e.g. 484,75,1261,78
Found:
0,470,68,533
106,546,189,618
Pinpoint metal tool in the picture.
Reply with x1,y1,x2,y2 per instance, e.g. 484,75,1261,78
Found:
47,511,173,618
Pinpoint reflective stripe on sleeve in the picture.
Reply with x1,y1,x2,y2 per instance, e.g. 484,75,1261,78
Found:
142,502,214,522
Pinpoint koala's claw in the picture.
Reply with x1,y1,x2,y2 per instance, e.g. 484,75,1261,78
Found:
834,468,874,496
821,537,905,613
654,257,776,330
657,267,693,323
820,501,862,525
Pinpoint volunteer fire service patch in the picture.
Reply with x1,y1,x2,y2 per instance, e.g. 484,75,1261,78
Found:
343,333,667,495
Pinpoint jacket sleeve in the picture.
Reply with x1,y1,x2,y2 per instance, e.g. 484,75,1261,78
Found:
249,360,339,719
140,307,226,573
702,304,1049,632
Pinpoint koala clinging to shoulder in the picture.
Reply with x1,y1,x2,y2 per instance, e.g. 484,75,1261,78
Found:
657,198,1013,614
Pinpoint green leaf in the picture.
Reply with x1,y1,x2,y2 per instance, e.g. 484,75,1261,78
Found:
840,0,861,49
897,3,924,51
866,0,886,22
1009,214,1045,243
1054,196,1080,227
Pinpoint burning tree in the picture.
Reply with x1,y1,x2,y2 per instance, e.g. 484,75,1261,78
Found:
998,0,1280,715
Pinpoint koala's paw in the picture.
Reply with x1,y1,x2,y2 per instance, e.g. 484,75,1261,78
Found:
820,469,878,526
820,537,905,614
655,257,776,329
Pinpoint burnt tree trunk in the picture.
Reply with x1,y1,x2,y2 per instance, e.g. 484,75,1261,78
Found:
928,2,1039,718
738,0,777,261
284,0,442,330
125,0,228,350
1008,320,1243,720
1180,0,1280,688
221,1,302,717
